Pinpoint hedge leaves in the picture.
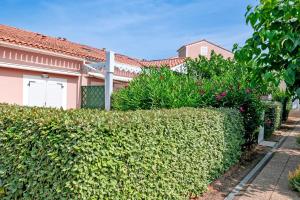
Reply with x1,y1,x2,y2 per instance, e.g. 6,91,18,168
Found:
0,105,244,199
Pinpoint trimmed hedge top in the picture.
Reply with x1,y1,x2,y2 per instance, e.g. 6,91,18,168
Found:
0,105,244,199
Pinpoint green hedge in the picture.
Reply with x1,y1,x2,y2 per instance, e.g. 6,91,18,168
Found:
264,101,283,137
0,105,244,200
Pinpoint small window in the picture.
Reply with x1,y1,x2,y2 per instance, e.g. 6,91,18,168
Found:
200,46,208,56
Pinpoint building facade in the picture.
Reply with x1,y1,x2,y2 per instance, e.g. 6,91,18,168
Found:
177,39,234,59
0,24,231,109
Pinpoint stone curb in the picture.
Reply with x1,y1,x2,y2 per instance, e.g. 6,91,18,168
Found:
224,136,287,200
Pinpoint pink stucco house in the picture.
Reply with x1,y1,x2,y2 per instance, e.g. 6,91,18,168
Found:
0,24,233,109
177,39,233,59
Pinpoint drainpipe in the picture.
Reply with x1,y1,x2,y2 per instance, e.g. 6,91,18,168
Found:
105,51,115,111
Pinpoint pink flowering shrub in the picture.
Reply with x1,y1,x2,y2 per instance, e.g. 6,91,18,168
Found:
113,52,263,147
186,53,263,147
198,78,262,146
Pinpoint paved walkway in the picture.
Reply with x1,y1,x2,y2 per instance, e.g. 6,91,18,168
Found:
236,111,300,200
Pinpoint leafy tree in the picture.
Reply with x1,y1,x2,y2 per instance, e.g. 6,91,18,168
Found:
234,0,300,95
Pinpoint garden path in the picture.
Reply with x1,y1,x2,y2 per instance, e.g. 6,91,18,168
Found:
235,110,300,200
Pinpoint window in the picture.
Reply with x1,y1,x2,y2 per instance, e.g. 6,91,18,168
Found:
200,46,208,56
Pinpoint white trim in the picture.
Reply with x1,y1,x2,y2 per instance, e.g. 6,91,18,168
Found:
88,72,132,82
115,62,141,73
171,63,187,74
0,41,84,61
0,61,81,76
114,75,132,82
86,61,105,69
86,61,141,74
88,72,105,79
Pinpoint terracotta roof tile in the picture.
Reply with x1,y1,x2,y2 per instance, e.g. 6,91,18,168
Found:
0,24,108,61
0,24,144,67
140,57,185,67
0,24,185,68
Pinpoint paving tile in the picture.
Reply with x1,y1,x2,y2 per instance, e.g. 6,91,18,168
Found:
235,116,300,200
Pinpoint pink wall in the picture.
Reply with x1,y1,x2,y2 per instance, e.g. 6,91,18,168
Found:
114,81,128,91
0,47,82,72
87,77,105,86
178,40,234,59
0,67,80,108
0,67,23,105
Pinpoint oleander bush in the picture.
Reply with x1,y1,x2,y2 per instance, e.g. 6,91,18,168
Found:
186,53,263,147
263,101,283,137
195,73,263,147
112,67,199,110
0,104,244,200
113,53,263,147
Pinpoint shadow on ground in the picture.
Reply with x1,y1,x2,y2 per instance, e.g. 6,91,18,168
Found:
235,110,300,200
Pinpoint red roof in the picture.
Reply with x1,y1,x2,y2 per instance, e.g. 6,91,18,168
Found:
0,24,185,68
141,57,185,67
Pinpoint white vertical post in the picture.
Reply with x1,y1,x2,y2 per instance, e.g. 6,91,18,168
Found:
258,111,265,144
105,51,115,111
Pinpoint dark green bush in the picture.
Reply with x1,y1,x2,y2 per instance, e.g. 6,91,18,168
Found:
273,90,292,122
0,105,244,200
274,101,283,129
263,101,283,137
112,68,200,110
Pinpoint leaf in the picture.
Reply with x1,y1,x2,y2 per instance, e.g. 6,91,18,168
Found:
284,68,296,85
296,88,300,98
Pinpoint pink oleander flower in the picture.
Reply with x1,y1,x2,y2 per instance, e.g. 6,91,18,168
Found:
240,106,245,112
216,95,222,101
220,91,227,97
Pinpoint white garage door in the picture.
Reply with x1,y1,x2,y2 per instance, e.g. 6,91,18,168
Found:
23,75,67,109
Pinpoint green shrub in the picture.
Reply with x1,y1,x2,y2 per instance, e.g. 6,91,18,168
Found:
263,101,283,137
263,101,276,137
283,97,293,121
185,53,264,147
0,105,244,200
113,54,262,147
273,91,292,122
198,74,263,147
289,165,300,193
112,68,200,110
274,101,283,130
185,51,233,79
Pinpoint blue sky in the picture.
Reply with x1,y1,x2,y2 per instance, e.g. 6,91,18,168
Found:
0,0,257,60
